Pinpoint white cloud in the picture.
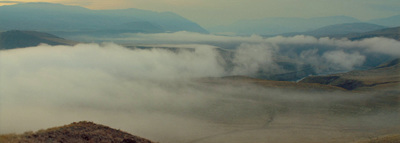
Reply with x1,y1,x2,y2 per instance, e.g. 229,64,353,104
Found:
323,50,366,70
231,43,279,75
97,32,400,58
0,38,399,143
81,32,400,75
0,43,225,80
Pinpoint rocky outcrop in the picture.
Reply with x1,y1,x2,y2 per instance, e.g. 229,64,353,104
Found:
0,121,155,143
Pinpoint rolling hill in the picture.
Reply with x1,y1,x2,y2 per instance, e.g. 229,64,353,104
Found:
346,26,400,41
355,134,400,143
203,57,400,91
0,121,154,143
199,75,344,91
0,2,208,37
0,30,76,50
300,58,400,90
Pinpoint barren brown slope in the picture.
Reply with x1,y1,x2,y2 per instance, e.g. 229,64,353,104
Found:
0,121,155,143
355,134,400,143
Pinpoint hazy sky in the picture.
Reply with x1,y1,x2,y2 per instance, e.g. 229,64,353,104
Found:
1,0,400,28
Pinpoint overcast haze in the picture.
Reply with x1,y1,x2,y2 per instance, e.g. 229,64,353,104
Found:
0,0,399,27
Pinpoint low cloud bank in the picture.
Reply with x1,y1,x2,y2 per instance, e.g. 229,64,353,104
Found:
323,50,365,70
0,43,227,141
0,43,225,80
95,32,400,57
74,32,400,76
2,33,400,82
0,39,399,142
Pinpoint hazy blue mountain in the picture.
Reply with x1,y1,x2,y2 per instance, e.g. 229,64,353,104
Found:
369,15,400,27
208,16,360,35
282,23,387,37
0,30,76,49
0,3,208,37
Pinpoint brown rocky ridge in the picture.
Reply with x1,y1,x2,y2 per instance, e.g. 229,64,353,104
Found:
0,121,155,143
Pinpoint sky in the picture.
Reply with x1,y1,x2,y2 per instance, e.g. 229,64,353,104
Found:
0,0,400,29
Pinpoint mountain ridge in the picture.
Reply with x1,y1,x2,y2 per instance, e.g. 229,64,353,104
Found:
0,30,77,49
0,2,208,37
0,121,155,143
208,14,400,36
281,22,387,37
369,14,400,27
345,26,400,41
208,16,360,35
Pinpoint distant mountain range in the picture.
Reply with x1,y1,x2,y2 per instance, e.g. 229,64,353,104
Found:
208,16,360,35
208,15,400,36
281,23,387,37
369,15,400,27
2,3,398,37
0,30,76,50
0,2,208,37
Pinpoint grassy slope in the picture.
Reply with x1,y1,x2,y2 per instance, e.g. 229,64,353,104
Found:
355,134,400,143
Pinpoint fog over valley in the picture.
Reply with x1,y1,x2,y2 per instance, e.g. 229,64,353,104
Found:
0,1,400,143
1,36,400,142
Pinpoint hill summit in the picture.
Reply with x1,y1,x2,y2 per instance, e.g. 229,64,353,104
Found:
0,121,155,143
0,2,208,37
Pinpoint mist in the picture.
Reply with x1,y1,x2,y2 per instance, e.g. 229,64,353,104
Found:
75,32,400,74
1,36,400,142
82,31,400,57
